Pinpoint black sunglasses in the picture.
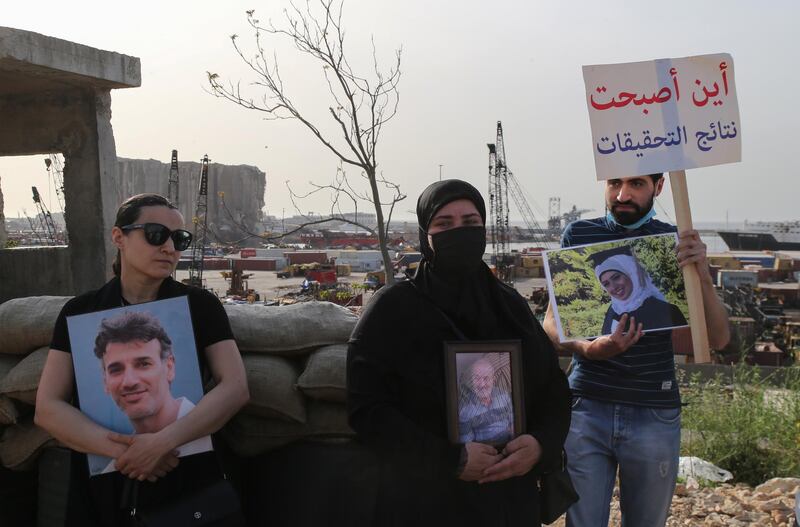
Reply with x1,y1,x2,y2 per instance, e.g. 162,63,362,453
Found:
120,223,193,251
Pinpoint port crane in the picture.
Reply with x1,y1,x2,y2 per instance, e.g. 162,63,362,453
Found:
44,155,66,213
548,197,561,231
487,141,510,281
548,198,592,232
168,149,179,206
562,204,593,228
187,155,210,287
21,209,45,245
31,186,59,245
487,121,548,282
43,154,68,243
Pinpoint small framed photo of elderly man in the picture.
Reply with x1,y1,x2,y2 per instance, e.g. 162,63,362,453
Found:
67,296,211,476
543,233,689,342
444,341,525,447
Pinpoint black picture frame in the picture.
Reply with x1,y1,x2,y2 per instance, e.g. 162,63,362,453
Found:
443,340,525,447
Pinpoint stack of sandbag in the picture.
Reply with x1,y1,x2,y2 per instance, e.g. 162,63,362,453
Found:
0,296,361,466
0,296,69,471
220,301,357,457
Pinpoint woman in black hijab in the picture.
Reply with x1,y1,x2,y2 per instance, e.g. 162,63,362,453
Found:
347,180,571,527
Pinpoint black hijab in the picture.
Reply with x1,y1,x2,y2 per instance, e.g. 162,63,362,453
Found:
413,179,502,339
416,180,487,260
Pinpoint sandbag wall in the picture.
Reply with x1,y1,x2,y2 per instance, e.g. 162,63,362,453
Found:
221,301,357,456
0,297,68,471
0,296,359,472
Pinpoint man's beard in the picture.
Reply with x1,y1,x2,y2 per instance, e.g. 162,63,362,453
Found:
610,194,655,225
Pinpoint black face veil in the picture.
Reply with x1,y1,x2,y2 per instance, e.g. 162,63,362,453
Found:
416,179,487,261
413,180,500,338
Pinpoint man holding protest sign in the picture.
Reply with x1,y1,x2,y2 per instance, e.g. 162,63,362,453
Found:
544,173,730,526
544,53,736,527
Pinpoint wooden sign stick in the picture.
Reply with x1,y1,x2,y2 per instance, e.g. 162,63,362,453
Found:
669,170,711,363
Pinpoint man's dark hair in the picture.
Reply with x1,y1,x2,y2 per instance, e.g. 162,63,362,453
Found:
94,311,173,361
648,173,664,184
112,194,178,276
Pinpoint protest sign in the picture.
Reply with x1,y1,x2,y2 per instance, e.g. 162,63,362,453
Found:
583,53,740,180
581,53,743,362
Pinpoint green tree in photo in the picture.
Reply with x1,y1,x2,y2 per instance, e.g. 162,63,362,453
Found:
631,235,689,318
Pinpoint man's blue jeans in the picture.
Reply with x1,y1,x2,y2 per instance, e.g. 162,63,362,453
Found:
565,397,680,527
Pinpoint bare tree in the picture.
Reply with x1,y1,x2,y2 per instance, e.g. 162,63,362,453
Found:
208,0,404,284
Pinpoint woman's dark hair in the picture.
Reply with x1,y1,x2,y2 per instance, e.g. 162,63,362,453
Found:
112,194,179,276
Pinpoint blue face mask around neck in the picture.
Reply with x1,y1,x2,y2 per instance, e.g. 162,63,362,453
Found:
606,206,656,230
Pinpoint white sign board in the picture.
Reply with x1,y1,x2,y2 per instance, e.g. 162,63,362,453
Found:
583,53,741,180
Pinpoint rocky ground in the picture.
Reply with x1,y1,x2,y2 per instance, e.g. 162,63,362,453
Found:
550,477,799,527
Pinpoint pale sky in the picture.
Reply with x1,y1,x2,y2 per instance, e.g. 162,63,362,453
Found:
2,0,797,224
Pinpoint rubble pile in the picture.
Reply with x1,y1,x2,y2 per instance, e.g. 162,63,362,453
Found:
551,477,799,526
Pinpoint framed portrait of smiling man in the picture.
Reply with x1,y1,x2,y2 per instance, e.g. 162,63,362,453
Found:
543,233,689,342
67,296,211,476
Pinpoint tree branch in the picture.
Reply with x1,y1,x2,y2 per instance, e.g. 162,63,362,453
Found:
208,0,403,284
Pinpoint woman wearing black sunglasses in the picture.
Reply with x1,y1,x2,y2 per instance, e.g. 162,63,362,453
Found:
35,193,249,526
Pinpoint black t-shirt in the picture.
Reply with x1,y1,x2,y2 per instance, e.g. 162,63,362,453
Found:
562,217,682,408
49,276,235,527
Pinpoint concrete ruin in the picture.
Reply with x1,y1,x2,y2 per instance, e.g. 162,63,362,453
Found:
0,176,6,246
116,157,266,242
0,27,140,303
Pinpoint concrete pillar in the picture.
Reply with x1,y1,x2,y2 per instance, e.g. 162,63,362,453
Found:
0,175,7,247
0,27,140,303
61,90,120,291
96,92,123,281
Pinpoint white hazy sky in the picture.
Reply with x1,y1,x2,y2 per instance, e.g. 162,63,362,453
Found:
2,0,797,224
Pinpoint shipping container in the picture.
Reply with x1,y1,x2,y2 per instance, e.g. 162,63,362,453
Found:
753,350,783,367
177,257,230,271
774,257,794,271
756,268,776,282
337,250,383,261
336,250,383,271
286,252,329,265
521,256,543,269
201,258,230,270
774,251,800,271
232,258,278,271
515,267,541,278
255,248,288,258
717,270,758,289
728,252,775,268
708,254,743,270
